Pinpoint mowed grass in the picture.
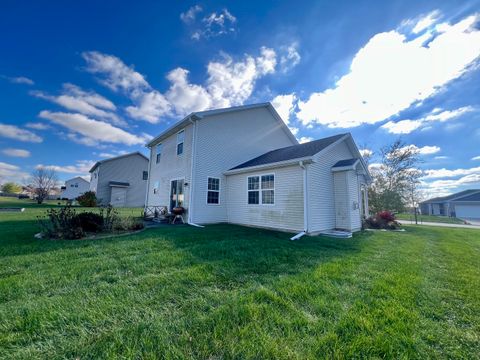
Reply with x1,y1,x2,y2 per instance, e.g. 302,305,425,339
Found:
396,212,465,224
0,201,479,358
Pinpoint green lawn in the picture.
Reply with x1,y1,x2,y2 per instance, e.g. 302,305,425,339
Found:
1,202,479,358
396,212,465,224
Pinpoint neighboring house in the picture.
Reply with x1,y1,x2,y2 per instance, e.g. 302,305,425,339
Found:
420,189,480,219
145,103,371,234
89,152,149,207
60,177,90,200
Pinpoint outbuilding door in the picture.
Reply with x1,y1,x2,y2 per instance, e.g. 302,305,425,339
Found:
110,187,127,207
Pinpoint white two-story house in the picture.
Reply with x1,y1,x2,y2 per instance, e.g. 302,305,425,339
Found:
60,176,90,200
145,103,370,235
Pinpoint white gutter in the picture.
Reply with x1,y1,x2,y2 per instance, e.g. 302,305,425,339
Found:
290,160,309,240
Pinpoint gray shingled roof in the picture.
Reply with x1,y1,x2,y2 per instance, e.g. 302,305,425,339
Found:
453,191,480,202
421,189,480,203
332,158,358,168
230,133,347,170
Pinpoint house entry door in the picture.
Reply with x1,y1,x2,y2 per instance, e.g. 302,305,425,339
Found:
170,179,184,211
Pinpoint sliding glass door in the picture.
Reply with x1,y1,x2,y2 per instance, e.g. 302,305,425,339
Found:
170,179,184,210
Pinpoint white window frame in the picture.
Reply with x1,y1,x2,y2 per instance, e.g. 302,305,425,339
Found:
206,177,220,205
247,173,275,206
176,129,185,156
156,143,162,164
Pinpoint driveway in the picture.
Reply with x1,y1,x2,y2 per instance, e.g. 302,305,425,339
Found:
399,221,480,229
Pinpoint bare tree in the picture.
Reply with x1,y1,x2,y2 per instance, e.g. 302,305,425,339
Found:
31,167,58,204
369,140,422,213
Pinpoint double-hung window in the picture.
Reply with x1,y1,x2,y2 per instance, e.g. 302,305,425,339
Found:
247,174,274,205
177,130,185,155
156,143,162,163
207,177,220,204
142,171,148,180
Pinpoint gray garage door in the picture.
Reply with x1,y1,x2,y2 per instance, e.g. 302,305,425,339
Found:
455,204,480,219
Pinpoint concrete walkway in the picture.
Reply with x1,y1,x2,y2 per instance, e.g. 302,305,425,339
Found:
399,221,480,229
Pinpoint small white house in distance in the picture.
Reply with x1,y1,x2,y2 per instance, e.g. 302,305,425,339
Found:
89,152,149,207
145,103,371,235
60,177,90,200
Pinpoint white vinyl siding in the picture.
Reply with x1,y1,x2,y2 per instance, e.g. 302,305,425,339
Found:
307,140,357,232
191,107,297,224
60,177,90,200
146,124,193,211
227,165,304,232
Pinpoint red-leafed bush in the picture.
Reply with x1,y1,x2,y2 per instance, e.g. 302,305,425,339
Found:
363,211,401,230
377,210,396,222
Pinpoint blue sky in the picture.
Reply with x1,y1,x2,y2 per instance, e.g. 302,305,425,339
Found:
1,0,480,197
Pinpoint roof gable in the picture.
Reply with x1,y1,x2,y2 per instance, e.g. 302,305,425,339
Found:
146,102,297,147
89,152,148,173
229,134,347,170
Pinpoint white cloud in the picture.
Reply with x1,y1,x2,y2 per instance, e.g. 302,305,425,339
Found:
280,43,301,73
36,160,95,175
271,93,296,124
197,9,237,39
434,156,448,160
412,10,441,33
401,144,440,155
180,5,202,23
296,13,480,128
359,149,373,157
0,124,42,142
39,111,148,145
1,75,34,85
0,162,29,183
25,122,51,130
422,166,480,179
98,150,128,158
83,48,277,122
32,83,124,126
383,106,475,134
472,155,480,161
2,148,30,158
384,107,474,134
298,136,313,144
382,119,424,134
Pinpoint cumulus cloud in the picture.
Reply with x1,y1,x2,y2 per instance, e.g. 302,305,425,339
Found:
82,47,278,122
2,148,30,158
296,13,480,128
472,155,480,161
1,75,34,85
422,166,480,179
0,162,29,182
359,149,373,157
36,160,95,175
31,83,125,126
401,144,441,155
382,106,475,134
298,136,313,144
39,111,148,145
0,124,42,142
271,93,296,124
25,122,51,130
279,43,301,72
180,5,202,23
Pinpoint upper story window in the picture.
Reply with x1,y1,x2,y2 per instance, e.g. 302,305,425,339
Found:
143,171,148,180
177,130,185,156
207,177,220,204
156,143,162,163
247,174,275,205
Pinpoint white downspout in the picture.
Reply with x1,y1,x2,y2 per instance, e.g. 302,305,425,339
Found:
187,117,204,228
144,145,152,210
290,160,308,240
